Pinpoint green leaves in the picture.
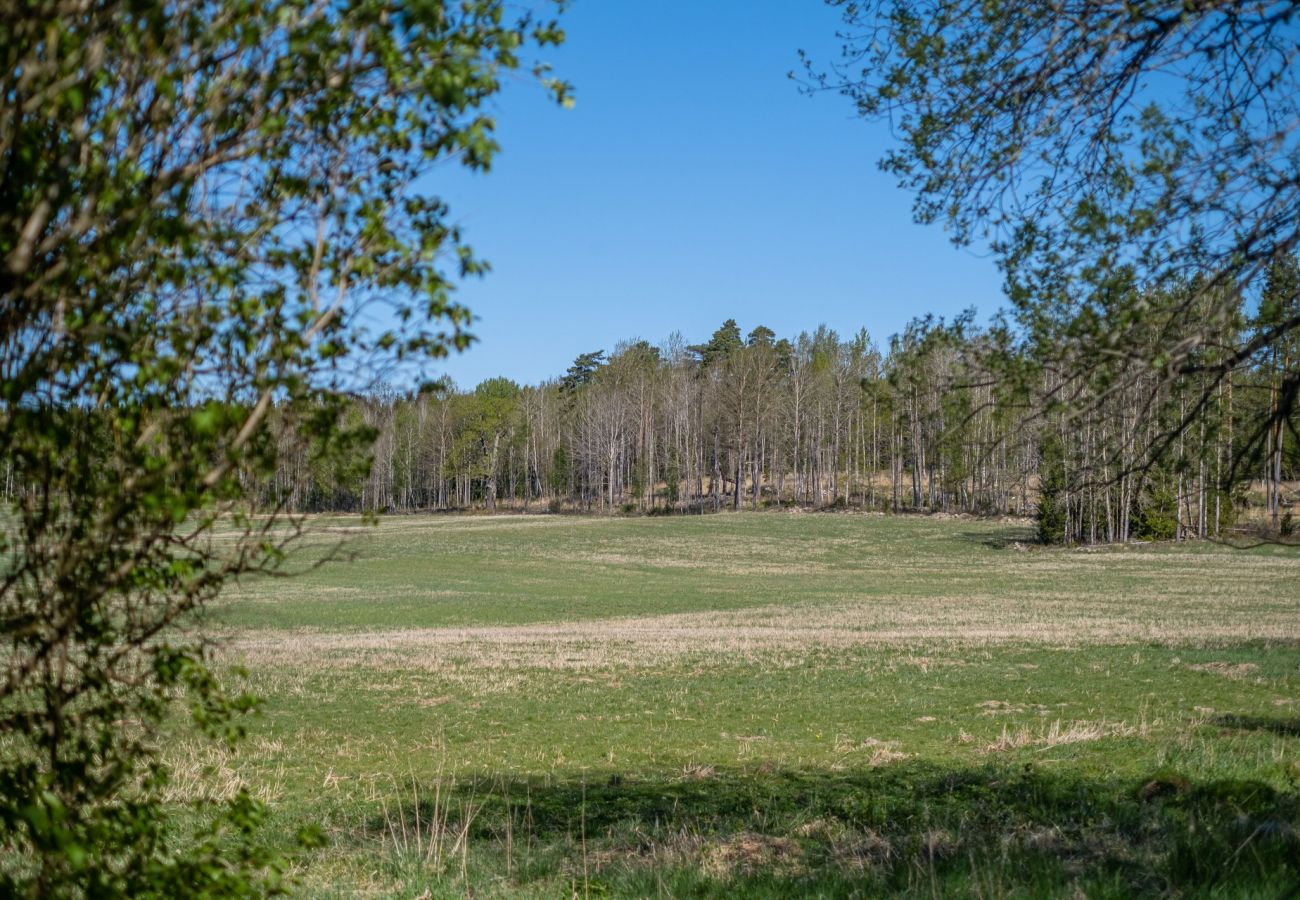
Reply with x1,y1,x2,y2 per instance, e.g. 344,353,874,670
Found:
0,0,566,894
809,0,1300,495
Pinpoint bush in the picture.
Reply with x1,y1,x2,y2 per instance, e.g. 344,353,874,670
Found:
1036,430,1067,544
1134,483,1179,541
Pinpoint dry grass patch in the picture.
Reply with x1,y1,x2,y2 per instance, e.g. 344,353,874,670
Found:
1187,660,1261,680
982,718,1148,753
219,582,1300,677
978,700,1052,716
702,832,805,878
162,738,284,803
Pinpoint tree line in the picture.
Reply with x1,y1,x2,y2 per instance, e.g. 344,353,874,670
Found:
239,266,1298,543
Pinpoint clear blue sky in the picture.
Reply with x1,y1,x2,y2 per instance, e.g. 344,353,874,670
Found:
432,1,1005,389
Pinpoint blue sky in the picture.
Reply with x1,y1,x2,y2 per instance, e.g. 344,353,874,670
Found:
432,1,1005,388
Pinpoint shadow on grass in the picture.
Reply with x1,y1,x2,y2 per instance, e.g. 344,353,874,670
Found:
361,762,1300,897
953,527,1039,550
1215,713,1300,738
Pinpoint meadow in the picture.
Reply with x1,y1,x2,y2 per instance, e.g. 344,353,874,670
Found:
197,512,1300,897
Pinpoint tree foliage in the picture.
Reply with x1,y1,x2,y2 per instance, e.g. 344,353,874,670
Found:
213,309,1299,542
805,0,1300,477
0,0,565,893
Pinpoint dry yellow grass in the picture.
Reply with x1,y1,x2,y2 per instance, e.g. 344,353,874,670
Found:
981,717,1151,753
221,581,1299,679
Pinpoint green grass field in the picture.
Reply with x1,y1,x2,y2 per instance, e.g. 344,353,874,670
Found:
196,512,1300,897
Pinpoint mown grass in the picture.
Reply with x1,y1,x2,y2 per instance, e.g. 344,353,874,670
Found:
190,512,1300,896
